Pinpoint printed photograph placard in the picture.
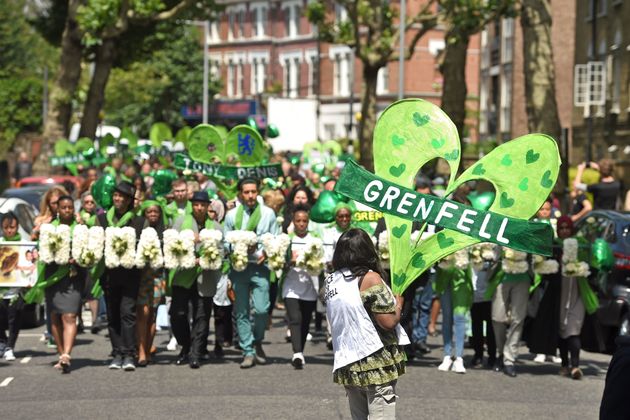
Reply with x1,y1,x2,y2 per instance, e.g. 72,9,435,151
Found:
0,242,38,288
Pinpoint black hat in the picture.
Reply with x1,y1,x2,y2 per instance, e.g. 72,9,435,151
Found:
190,190,210,203
114,181,136,199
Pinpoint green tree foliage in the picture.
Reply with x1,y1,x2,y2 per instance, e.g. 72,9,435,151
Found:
104,25,222,137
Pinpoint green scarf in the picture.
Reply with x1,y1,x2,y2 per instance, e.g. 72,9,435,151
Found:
106,206,135,228
235,204,261,231
0,233,21,241
24,218,76,304
80,210,96,227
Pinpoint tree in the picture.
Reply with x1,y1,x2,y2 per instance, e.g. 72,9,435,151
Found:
438,1,516,139
520,0,561,141
104,24,222,136
308,0,438,171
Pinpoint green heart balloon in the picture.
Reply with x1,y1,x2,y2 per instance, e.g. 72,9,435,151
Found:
150,122,173,149
175,126,192,149
120,128,138,150
467,191,496,211
91,173,116,209
151,169,178,197
310,190,346,223
267,124,280,138
371,99,560,293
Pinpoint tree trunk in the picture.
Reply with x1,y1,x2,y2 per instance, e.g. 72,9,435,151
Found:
80,38,117,139
358,65,380,171
34,0,83,175
439,30,470,139
520,0,561,141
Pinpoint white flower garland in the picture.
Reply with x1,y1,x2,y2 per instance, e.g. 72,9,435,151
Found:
225,230,258,272
135,227,164,269
198,229,224,271
260,233,291,277
470,243,497,270
39,223,71,265
532,254,559,275
105,227,137,269
502,248,529,274
377,231,390,265
562,238,590,278
163,229,196,270
296,237,325,276
438,249,469,270
72,225,104,267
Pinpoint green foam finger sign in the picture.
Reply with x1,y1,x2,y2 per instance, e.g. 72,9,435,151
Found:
337,99,560,294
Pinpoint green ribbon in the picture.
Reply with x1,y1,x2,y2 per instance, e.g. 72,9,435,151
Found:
577,277,599,315
24,263,70,304
138,200,168,226
0,233,21,241
80,210,96,227
235,204,262,232
173,153,282,180
335,159,554,256
106,207,135,228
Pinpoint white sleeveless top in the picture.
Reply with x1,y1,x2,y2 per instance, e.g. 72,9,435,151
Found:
324,269,410,372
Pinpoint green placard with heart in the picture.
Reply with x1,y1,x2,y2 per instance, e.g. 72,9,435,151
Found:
52,138,98,175
335,99,561,294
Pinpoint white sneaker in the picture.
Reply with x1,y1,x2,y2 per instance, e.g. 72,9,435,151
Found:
306,333,313,342
166,337,178,351
452,357,466,374
291,352,305,369
534,353,546,363
438,356,453,371
550,356,562,364
3,348,16,361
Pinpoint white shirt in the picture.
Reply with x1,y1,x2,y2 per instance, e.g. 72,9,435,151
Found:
282,233,319,301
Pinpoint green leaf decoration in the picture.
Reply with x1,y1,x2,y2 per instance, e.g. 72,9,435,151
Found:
98,134,116,156
188,125,225,164
175,126,192,148
149,122,173,149
120,128,138,149
371,99,560,293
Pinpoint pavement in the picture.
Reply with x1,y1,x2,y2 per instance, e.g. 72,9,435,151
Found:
0,310,611,420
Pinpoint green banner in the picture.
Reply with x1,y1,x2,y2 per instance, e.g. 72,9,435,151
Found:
50,153,108,167
173,154,281,180
336,159,554,256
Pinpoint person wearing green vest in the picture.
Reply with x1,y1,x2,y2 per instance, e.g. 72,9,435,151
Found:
224,178,279,369
96,181,146,371
170,191,221,369
0,212,26,362
166,178,192,223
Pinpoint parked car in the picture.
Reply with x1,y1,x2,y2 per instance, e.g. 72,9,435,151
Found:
17,175,82,192
2,185,51,209
575,210,630,353
0,197,43,328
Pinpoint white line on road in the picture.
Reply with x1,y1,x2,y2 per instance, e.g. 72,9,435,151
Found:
0,377,14,387
20,356,31,364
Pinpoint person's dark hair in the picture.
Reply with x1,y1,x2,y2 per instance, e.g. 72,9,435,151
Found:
62,180,75,196
133,174,147,192
292,203,310,217
332,228,383,280
237,177,258,192
1,211,18,226
57,195,74,205
288,185,315,206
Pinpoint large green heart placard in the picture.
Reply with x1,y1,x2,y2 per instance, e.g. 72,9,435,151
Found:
188,124,268,166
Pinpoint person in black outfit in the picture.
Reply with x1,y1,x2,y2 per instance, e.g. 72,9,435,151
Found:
569,187,592,223
96,181,146,371
574,159,621,211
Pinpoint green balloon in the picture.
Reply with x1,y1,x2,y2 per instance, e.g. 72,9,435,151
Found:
267,124,280,138
151,170,177,197
591,238,615,271
467,191,495,211
91,173,116,209
247,117,258,131
310,190,345,223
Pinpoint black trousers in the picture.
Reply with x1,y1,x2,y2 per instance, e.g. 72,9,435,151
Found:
471,301,496,360
400,281,418,343
213,303,233,347
284,298,316,354
0,296,24,349
559,335,581,368
103,269,140,357
170,284,210,358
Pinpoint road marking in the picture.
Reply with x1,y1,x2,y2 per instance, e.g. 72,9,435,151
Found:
0,377,14,387
20,356,31,364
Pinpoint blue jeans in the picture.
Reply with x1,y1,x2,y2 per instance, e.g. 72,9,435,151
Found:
412,280,434,344
440,283,467,358
231,264,270,356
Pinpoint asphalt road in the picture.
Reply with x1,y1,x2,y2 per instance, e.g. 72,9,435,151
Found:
1,311,611,420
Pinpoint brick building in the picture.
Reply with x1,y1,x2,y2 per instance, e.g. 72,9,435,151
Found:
206,0,481,150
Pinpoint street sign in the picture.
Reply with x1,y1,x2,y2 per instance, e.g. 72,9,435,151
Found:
574,61,606,107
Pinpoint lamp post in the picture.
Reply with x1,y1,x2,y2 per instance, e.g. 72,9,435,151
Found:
398,0,406,100
186,20,210,124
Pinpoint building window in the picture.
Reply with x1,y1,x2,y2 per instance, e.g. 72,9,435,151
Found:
210,21,220,43
335,4,347,22
332,51,351,96
306,52,318,97
283,2,300,38
280,53,302,98
210,58,221,80
377,66,389,94
479,72,488,135
251,58,267,94
236,61,244,97
501,18,514,64
481,30,490,70
500,66,512,134
227,7,246,39
252,5,268,38
228,13,235,40
598,0,607,17
227,61,235,97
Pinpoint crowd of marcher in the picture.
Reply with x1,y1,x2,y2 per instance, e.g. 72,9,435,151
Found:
0,152,628,418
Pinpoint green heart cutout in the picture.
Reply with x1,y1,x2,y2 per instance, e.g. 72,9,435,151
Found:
541,170,553,188
518,178,529,191
389,163,406,177
437,232,455,249
526,149,540,164
149,122,173,149
413,112,430,126
500,192,515,208
393,272,407,288
392,134,405,147
411,253,425,268
431,138,445,149
472,164,486,175
392,225,407,238
501,155,513,166
444,149,459,161
188,124,267,166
